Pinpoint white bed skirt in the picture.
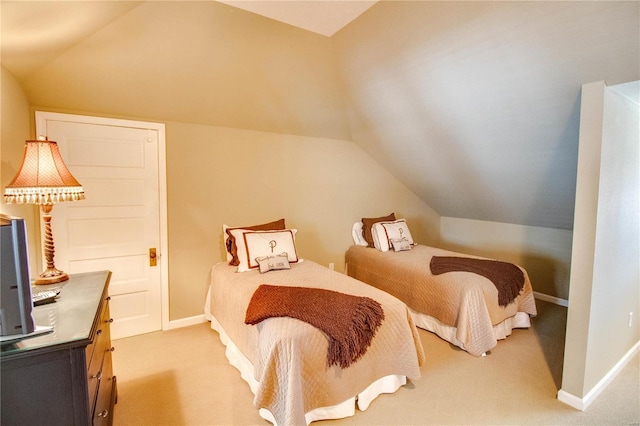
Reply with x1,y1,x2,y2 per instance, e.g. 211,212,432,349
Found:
409,307,531,355
204,288,408,425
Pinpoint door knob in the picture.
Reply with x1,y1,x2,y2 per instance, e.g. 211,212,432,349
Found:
149,248,157,266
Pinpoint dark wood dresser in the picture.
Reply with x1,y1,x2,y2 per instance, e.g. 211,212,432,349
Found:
1,270,117,425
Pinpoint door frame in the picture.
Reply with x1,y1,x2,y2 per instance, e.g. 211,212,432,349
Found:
35,111,170,333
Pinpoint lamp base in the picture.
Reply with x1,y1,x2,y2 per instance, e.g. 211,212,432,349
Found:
34,268,69,285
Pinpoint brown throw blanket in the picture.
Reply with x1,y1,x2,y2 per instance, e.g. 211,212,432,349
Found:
430,256,525,307
245,284,385,369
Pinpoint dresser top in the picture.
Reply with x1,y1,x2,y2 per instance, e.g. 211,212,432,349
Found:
1,270,112,358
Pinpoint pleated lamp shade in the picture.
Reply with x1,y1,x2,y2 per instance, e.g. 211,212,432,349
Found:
4,139,85,205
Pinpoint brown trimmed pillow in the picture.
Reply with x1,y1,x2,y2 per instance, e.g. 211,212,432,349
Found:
361,213,395,248
241,229,299,271
224,218,285,266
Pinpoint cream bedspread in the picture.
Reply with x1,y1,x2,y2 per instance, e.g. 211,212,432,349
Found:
345,245,537,356
207,260,424,426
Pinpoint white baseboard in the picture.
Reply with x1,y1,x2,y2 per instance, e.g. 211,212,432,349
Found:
557,389,584,410
558,340,640,411
168,314,207,330
533,291,569,307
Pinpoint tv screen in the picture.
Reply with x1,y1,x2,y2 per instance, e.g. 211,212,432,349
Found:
0,214,35,336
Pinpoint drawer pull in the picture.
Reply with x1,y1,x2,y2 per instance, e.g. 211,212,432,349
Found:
107,318,114,323
96,329,102,336
92,371,102,380
109,347,115,352
97,409,109,418
106,296,111,301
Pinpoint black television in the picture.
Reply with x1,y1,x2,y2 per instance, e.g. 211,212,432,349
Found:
0,214,35,336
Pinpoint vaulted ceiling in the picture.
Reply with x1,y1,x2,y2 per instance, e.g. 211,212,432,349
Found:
2,1,638,231
332,1,638,230
1,0,375,79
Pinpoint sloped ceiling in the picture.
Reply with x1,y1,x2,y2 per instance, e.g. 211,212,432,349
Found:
332,1,639,230
1,1,143,80
1,0,374,80
2,1,638,231
216,0,377,37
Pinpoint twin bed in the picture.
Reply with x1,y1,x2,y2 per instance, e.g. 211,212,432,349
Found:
204,217,537,425
204,219,424,426
346,244,537,356
346,215,537,356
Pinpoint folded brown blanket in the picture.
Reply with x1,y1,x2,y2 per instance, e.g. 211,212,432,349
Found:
245,284,384,368
430,256,525,307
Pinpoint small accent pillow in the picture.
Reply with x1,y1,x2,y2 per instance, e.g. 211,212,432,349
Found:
255,253,291,273
352,222,368,246
223,218,285,265
372,219,414,252
229,228,298,272
390,238,412,252
362,213,396,248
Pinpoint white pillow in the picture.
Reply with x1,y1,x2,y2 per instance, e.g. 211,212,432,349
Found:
372,219,414,252
229,228,299,272
222,218,286,264
352,222,368,246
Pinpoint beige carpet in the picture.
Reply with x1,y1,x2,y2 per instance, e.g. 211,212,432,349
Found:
112,300,639,425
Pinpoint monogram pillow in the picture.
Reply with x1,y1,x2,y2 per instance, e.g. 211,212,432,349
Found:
229,228,298,272
223,218,286,265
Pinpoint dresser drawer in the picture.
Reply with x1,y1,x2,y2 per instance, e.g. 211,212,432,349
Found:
93,349,115,426
87,297,113,417
86,297,112,369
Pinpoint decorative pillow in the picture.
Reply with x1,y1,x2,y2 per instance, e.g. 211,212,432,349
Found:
223,218,285,265
351,222,368,246
372,219,414,252
229,228,298,272
390,238,412,252
255,253,291,273
361,213,395,248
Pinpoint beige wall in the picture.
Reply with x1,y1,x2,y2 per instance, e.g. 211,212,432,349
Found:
166,122,439,318
439,217,573,300
560,81,640,405
0,67,41,275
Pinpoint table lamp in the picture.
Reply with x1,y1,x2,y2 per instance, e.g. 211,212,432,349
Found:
3,138,85,284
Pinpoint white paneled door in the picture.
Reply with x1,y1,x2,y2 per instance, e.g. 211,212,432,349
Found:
36,112,168,339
